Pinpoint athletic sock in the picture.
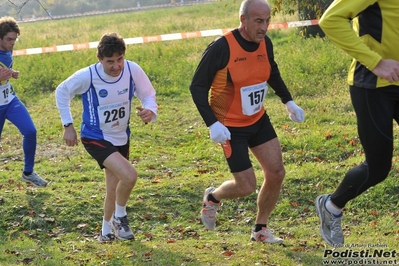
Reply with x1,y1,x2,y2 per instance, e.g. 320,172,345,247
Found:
115,203,127,217
102,218,112,236
325,197,343,216
254,224,267,232
208,193,220,203
23,171,32,176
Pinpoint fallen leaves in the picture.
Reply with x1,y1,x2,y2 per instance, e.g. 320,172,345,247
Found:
370,210,379,217
151,176,162,183
221,250,234,256
77,223,89,229
349,139,357,146
289,201,299,207
370,220,379,227
143,249,153,262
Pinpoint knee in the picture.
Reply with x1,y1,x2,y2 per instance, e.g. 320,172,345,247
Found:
369,166,390,187
239,181,257,197
365,158,391,186
265,167,285,187
380,161,391,178
22,126,37,139
125,169,138,186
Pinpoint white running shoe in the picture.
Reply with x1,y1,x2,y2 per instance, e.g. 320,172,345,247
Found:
250,227,284,244
200,187,219,230
111,215,134,240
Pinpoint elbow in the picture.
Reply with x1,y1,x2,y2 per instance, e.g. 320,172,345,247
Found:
318,18,327,31
318,15,337,34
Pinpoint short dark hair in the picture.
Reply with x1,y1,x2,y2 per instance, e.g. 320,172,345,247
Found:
0,16,20,39
97,32,126,59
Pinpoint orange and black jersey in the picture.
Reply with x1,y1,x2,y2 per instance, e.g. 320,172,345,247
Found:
190,29,293,127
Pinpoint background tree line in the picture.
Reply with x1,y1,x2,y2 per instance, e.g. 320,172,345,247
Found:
1,0,333,22
0,0,186,20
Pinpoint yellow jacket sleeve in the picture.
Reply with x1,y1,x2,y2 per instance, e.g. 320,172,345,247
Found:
319,0,399,88
319,0,381,70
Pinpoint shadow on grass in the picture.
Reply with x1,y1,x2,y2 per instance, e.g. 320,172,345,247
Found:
0,184,206,265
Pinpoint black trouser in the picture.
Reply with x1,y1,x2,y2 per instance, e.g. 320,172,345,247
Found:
331,85,399,208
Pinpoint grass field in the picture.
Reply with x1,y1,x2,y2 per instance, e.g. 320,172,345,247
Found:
1,1,399,265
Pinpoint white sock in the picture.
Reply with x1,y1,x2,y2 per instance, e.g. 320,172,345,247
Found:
325,197,343,216
115,203,127,217
102,218,112,236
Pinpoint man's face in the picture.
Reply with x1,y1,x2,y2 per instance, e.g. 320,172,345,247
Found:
0,32,18,51
98,53,125,77
240,2,271,43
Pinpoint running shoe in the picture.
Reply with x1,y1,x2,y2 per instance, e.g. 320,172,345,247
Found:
250,227,284,244
98,233,115,243
22,171,47,187
201,187,219,230
111,215,134,240
315,194,344,246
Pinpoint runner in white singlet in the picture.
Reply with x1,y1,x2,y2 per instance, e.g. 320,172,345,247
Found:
55,33,158,242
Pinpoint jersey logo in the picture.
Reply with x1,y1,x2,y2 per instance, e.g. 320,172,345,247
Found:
98,89,108,98
118,88,128,95
257,54,267,62
234,57,247,62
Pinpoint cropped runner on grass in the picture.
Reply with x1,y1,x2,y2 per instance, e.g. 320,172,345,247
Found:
0,16,47,188
315,0,399,247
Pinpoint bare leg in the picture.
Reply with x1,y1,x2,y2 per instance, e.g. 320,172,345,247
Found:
250,138,285,224
102,152,137,221
211,166,257,200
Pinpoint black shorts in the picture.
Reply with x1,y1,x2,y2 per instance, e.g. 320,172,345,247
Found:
81,138,129,169
222,112,277,173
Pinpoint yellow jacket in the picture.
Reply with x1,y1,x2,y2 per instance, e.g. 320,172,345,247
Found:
320,0,399,88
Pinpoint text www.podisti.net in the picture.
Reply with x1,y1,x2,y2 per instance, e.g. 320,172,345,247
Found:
322,249,398,265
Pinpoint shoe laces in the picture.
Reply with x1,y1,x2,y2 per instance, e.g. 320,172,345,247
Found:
255,232,269,241
330,214,343,237
203,200,218,214
253,228,282,242
102,233,115,241
116,216,130,232
256,227,272,235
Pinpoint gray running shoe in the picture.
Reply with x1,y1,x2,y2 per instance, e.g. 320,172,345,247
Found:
201,187,219,230
315,194,344,247
250,227,284,244
98,233,115,243
21,172,47,187
111,215,134,240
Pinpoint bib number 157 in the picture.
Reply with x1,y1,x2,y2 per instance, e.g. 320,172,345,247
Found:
240,82,268,116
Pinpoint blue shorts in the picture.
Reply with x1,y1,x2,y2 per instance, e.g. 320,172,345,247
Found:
81,138,129,169
223,112,277,173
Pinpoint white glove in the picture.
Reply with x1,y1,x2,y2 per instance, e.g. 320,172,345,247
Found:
285,101,305,122
209,121,231,144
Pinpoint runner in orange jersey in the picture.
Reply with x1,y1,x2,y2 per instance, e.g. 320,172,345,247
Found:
190,0,304,243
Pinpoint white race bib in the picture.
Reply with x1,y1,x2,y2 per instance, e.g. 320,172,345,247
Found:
240,81,268,116
97,101,130,132
0,83,15,106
